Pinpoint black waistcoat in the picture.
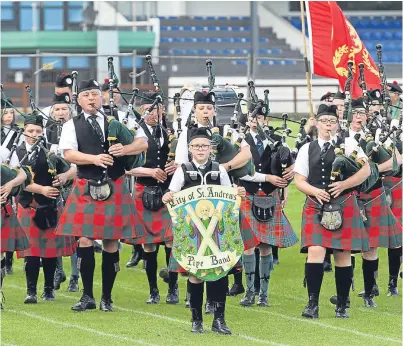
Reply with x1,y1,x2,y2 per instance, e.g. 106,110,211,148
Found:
182,160,221,189
237,133,276,195
136,122,171,190
16,143,54,207
308,141,335,189
73,113,125,181
45,119,60,145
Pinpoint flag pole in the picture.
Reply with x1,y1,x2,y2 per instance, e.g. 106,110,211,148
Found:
300,0,314,119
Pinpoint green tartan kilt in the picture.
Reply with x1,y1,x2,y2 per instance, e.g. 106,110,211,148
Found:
300,193,370,253
1,204,30,252
358,186,402,249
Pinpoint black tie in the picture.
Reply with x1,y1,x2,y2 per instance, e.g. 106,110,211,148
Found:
256,136,264,157
321,142,331,158
88,115,104,142
152,126,161,149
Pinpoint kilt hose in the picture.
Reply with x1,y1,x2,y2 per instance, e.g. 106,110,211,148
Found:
1,203,30,252
300,193,370,253
382,176,402,225
241,190,299,248
55,176,145,240
125,183,173,245
358,187,402,249
16,203,76,258
168,206,259,273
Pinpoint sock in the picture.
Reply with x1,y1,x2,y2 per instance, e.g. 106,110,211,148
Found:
24,256,40,294
56,256,63,271
143,251,158,292
211,276,228,319
5,252,13,267
305,263,324,297
272,246,279,260
243,253,256,293
77,246,95,298
168,271,178,290
388,248,402,285
335,266,352,303
41,257,57,289
233,270,243,286
101,250,120,300
206,281,213,302
189,281,204,321
1,258,5,288
254,249,260,292
324,249,331,264
164,246,171,267
259,254,273,297
362,259,378,296
70,253,79,278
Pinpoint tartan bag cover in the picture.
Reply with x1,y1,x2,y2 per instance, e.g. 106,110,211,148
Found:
55,176,145,240
1,204,30,252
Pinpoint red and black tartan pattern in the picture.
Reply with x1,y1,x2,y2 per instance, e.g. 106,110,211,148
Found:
55,177,145,240
125,183,173,245
169,206,259,273
241,190,299,248
1,204,30,252
383,177,402,225
16,203,76,258
358,187,402,249
301,193,370,253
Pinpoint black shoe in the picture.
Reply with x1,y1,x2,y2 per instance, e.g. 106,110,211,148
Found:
212,317,232,335
228,283,245,296
323,261,333,273
41,287,55,302
24,291,37,304
302,294,319,318
5,264,13,275
185,293,191,308
205,299,214,314
126,249,142,268
159,268,170,284
257,293,269,307
93,241,102,253
54,268,67,291
273,258,280,265
166,285,179,304
335,299,349,318
363,294,377,308
146,288,160,304
67,276,79,292
240,290,255,306
71,294,96,311
358,284,379,297
330,295,351,308
100,296,114,312
192,321,204,333
387,278,399,296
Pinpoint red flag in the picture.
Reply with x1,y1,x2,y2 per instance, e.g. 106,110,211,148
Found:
306,1,381,98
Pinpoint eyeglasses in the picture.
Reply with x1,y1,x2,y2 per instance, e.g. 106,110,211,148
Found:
354,111,366,117
318,119,338,124
190,144,211,151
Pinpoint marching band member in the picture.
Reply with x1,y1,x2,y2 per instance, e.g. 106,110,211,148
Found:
125,92,178,304
41,73,73,118
55,79,148,312
388,81,402,120
294,104,370,318
9,114,77,304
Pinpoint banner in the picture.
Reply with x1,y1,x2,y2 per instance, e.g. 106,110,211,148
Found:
306,1,381,98
167,185,243,281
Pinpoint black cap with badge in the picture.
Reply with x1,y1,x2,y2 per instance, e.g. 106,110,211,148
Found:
316,104,338,119
387,81,402,94
368,89,382,104
194,91,215,105
55,73,73,88
78,79,100,94
334,91,346,100
351,97,366,110
188,127,212,143
52,93,71,105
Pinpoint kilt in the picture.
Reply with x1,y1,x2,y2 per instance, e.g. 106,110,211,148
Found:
300,193,369,253
125,184,173,245
1,204,30,252
168,206,259,273
359,187,402,249
383,176,402,224
241,190,299,248
16,203,76,258
55,177,145,240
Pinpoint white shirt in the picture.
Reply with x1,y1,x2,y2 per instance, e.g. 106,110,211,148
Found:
168,160,232,193
9,142,36,168
174,124,249,165
117,110,141,134
294,136,368,178
0,146,10,164
1,126,24,149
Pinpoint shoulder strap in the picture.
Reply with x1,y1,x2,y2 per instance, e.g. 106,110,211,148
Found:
210,161,220,181
182,162,199,181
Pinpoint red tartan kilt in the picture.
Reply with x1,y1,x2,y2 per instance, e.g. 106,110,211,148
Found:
241,190,298,248
1,204,30,252
383,177,402,224
125,183,172,245
16,203,76,258
55,177,144,240
301,193,369,252
359,187,402,248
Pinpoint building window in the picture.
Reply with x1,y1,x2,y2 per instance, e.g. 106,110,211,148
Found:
44,8,64,30
1,2,14,21
68,8,83,23
41,57,64,69
8,57,31,69
121,56,143,69
19,6,39,31
67,57,89,69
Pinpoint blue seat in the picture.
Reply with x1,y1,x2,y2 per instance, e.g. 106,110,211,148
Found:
193,16,204,20
394,31,402,40
359,31,372,41
223,49,232,55
210,49,220,55
391,19,402,29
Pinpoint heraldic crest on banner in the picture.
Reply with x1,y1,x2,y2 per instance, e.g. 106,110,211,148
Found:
167,185,243,281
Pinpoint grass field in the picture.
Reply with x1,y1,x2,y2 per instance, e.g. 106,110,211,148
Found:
2,120,402,346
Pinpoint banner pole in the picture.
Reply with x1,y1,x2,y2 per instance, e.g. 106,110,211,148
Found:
300,0,314,119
